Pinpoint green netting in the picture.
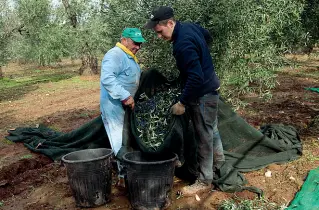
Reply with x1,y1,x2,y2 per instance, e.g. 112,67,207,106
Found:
6,116,110,160
6,69,302,194
287,167,319,210
305,87,319,93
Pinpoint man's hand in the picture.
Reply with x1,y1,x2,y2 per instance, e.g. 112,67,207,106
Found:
122,96,135,110
171,101,185,115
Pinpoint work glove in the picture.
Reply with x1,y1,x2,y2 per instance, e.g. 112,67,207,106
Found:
171,101,185,115
121,96,135,110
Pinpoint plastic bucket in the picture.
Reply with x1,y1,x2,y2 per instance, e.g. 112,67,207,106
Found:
62,148,113,207
123,151,177,210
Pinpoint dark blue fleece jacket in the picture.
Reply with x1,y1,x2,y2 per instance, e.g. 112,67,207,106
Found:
172,21,220,105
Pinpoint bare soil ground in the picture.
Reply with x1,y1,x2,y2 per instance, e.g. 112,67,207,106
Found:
0,53,318,210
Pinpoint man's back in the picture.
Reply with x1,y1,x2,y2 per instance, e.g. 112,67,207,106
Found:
100,46,141,102
172,21,220,104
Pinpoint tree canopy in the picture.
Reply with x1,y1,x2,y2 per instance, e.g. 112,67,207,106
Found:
1,0,318,100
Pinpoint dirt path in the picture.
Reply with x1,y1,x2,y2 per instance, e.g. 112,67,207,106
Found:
0,54,318,209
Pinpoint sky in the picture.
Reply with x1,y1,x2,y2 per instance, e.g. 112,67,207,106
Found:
6,0,62,9
6,0,101,9
51,0,61,8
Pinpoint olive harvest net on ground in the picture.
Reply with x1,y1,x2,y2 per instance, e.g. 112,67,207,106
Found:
130,69,303,193
6,69,302,194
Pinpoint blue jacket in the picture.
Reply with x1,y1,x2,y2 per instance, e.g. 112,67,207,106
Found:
100,46,141,102
100,46,141,155
172,21,220,105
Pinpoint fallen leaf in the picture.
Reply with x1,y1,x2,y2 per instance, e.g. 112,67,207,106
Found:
265,170,272,177
195,194,200,201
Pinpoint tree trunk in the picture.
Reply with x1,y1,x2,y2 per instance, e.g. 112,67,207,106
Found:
62,0,77,28
78,56,87,75
78,55,99,75
62,0,98,75
0,66,3,79
89,56,98,74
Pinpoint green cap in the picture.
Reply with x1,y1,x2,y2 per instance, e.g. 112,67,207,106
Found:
121,28,146,43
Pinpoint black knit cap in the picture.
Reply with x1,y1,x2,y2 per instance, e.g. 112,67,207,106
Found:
144,6,174,29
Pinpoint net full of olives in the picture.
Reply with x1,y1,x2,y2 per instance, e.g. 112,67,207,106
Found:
134,87,180,150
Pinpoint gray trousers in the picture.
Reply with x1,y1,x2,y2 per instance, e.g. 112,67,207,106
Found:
188,93,225,184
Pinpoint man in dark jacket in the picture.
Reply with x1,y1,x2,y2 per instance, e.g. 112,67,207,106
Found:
145,6,225,196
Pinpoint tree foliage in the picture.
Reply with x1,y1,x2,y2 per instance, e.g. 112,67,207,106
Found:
103,0,307,100
0,0,18,78
302,0,319,45
0,19,8,68
1,0,317,100
65,0,110,74
13,0,72,65
0,0,13,67
10,0,110,73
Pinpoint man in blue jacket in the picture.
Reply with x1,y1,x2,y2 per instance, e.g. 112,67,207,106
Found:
145,6,225,196
100,28,146,184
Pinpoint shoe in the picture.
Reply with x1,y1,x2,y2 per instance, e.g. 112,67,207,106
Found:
162,197,171,209
175,160,182,167
115,175,126,189
181,179,212,196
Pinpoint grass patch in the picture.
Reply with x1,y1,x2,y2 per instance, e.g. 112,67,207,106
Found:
1,138,14,145
305,152,319,162
20,154,33,159
0,72,75,89
47,125,63,132
36,76,99,93
303,138,319,163
281,53,319,78
293,70,319,78
69,76,99,88
218,197,287,210
0,72,77,102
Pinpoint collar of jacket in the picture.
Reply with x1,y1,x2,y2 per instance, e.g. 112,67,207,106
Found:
116,42,138,63
171,21,181,42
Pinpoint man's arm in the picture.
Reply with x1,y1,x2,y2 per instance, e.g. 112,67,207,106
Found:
100,50,131,101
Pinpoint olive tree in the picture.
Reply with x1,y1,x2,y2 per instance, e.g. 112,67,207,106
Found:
7,0,75,67
102,0,307,102
4,0,312,86
9,0,109,75
15,0,57,65
302,0,319,48
0,18,7,78
57,0,111,74
0,0,19,78
102,0,178,79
